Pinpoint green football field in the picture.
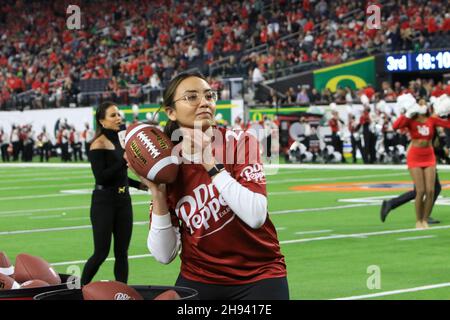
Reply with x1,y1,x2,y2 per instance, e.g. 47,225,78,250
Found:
1,163,450,300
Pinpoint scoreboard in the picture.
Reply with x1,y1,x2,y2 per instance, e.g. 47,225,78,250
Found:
385,50,450,72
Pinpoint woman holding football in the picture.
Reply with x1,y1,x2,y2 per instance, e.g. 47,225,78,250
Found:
393,94,450,229
129,72,288,300
81,101,147,285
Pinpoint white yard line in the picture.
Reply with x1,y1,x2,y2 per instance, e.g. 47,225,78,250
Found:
0,201,150,216
294,230,333,235
0,183,92,191
0,163,90,168
333,282,450,300
0,175,92,184
29,215,63,220
50,254,154,267
271,203,377,215
61,217,90,221
0,171,89,179
268,172,409,184
267,172,409,185
269,190,315,196
279,225,450,245
0,213,33,218
0,221,148,236
264,164,450,170
0,194,82,201
397,235,436,241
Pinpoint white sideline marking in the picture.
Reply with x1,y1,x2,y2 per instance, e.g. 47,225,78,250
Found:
0,201,151,216
50,254,154,267
0,163,90,168
29,215,63,220
271,203,376,215
279,225,450,245
338,195,450,206
0,175,92,184
0,170,89,179
295,230,333,235
0,221,148,236
333,282,450,300
0,214,33,218
0,194,83,201
269,191,315,196
398,235,436,241
60,189,149,195
263,164,450,170
0,183,92,191
61,217,90,221
268,172,409,184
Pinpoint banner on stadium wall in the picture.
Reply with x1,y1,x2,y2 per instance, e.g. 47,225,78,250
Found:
248,106,310,123
0,107,93,143
116,100,244,127
313,56,375,93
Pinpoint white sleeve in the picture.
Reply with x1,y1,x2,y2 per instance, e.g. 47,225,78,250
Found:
212,170,267,229
147,213,181,264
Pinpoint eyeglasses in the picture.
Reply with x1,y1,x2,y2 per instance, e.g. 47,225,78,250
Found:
173,91,218,106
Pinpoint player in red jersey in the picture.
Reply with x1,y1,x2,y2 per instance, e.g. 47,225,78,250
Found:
393,94,450,229
130,72,288,300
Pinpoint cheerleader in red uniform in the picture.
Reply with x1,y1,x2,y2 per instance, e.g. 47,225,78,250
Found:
393,95,450,229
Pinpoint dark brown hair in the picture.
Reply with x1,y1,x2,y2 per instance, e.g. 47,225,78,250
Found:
162,71,208,144
91,101,117,143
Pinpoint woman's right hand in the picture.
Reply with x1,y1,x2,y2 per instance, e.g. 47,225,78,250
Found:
124,154,166,194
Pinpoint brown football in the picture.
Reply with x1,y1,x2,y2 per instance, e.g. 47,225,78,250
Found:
13,253,61,285
0,251,14,277
20,279,50,289
82,281,144,300
125,123,179,183
0,273,20,290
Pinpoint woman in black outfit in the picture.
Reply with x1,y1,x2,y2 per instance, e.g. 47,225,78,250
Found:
81,101,146,285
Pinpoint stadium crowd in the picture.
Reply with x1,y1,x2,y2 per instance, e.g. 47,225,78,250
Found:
1,0,449,110
3,77,450,165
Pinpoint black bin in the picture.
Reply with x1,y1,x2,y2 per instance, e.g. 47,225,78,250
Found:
34,285,198,300
0,274,77,300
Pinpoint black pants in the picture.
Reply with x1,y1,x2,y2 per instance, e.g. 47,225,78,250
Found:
61,142,69,162
84,142,91,158
71,143,83,161
81,190,133,285
363,131,376,163
331,132,345,162
351,136,366,163
175,274,289,300
263,134,272,159
39,142,50,162
0,143,9,162
12,141,21,161
388,173,441,214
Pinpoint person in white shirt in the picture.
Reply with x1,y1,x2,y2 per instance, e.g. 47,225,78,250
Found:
0,127,10,162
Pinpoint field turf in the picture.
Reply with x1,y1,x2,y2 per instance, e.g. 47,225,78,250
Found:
1,163,450,300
